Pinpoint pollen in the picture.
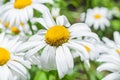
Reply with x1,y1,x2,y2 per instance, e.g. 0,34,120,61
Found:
14,0,32,9
45,25,70,46
116,49,120,54
0,47,10,66
94,14,101,19
84,45,91,53
11,27,20,34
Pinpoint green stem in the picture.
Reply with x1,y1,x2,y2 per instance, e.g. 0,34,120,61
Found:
80,61,90,80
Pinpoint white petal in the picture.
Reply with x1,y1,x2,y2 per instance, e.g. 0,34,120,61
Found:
8,61,29,79
40,45,56,70
56,46,69,78
16,41,40,52
114,31,120,45
97,63,120,72
24,42,46,60
56,15,71,27
69,23,91,32
0,66,13,80
62,44,74,70
70,31,100,41
102,73,120,80
32,3,49,14
42,11,56,28
31,18,48,29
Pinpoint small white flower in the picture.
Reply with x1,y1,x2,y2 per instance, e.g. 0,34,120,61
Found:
111,7,120,18
17,11,99,78
0,33,31,80
81,7,111,30
0,0,52,33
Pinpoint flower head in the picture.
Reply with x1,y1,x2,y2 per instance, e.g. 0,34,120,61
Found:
0,33,31,80
102,31,120,55
80,7,111,30
18,11,100,78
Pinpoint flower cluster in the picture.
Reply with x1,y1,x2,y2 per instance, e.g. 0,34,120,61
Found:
0,0,120,80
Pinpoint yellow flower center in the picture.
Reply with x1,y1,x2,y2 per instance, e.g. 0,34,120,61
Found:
4,22,9,28
84,45,91,53
20,22,24,27
0,47,10,66
11,27,20,34
45,25,70,46
116,49,120,54
94,14,101,19
14,0,32,9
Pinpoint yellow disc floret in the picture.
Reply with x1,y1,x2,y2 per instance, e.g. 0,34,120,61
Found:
116,49,120,54
11,27,20,34
84,45,91,53
45,25,70,46
14,0,32,9
94,14,101,19
0,47,10,66
4,22,9,28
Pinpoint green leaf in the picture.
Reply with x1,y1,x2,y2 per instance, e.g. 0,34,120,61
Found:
34,70,48,80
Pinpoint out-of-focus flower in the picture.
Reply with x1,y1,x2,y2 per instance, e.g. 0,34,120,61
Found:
0,0,52,34
51,7,60,18
102,31,120,54
17,11,100,78
111,7,120,18
73,37,110,63
0,33,31,80
97,50,120,80
80,7,112,30
97,31,120,80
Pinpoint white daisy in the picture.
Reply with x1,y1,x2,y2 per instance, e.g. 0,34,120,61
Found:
111,7,120,18
0,33,31,80
97,50,120,80
81,7,111,30
0,0,53,30
17,11,100,78
74,38,110,63
97,31,120,80
102,31,120,55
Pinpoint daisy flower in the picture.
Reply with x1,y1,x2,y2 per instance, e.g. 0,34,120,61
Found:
0,33,31,80
0,0,53,32
97,31,120,80
112,7,120,18
81,7,111,30
74,38,110,63
102,31,120,55
17,11,100,78
97,50,120,80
